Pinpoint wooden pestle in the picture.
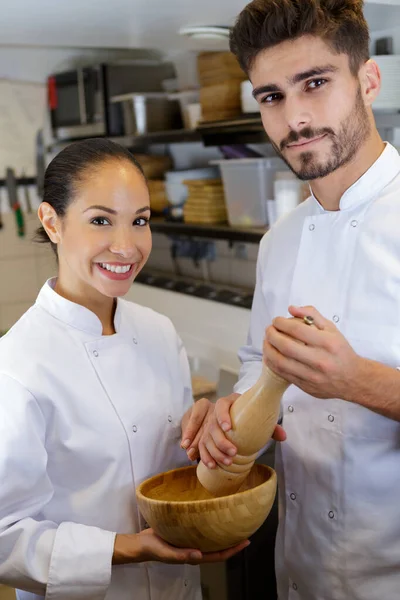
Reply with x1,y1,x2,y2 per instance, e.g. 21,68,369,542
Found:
197,315,314,497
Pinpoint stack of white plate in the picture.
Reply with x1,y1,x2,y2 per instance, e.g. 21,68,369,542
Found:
165,167,219,206
372,55,400,111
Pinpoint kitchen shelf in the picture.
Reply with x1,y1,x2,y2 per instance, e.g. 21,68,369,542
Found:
48,129,202,152
197,110,400,146
197,116,269,146
111,128,202,147
150,217,266,244
47,109,400,153
136,270,254,309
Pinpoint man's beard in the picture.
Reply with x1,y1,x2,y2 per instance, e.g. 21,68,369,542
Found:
270,87,371,181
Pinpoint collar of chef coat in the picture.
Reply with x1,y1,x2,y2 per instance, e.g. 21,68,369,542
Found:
309,142,400,212
36,277,123,336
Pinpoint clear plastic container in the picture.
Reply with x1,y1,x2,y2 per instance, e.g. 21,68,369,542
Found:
274,171,302,222
212,157,288,226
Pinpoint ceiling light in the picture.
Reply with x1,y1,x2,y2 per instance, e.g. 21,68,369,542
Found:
178,26,231,41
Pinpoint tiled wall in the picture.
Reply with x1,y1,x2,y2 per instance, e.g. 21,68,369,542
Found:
146,232,260,291
0,212,56,333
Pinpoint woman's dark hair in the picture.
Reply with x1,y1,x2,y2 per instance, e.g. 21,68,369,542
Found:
36,138,145,254
230,0,370,77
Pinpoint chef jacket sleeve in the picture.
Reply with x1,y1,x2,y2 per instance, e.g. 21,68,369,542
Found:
234,232,272,395
176,330,194,416
0,373,115,600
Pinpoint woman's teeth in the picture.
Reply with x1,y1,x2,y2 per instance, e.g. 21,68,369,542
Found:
99,263,132,274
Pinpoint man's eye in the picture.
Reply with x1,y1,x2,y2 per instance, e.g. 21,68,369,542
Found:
307,78,327,90
261,93,282,105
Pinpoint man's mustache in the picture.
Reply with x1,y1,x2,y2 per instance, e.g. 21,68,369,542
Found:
280,127,335,151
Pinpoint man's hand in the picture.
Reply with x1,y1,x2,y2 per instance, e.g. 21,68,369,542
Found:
198,393,286,469
263,305,362,400
180,397,215,461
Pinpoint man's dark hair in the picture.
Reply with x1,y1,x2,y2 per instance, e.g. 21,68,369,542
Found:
230,0,370,76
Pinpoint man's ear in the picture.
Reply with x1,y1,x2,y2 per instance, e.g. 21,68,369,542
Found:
360,59,381,107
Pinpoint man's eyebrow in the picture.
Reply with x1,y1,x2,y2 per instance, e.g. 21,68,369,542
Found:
252,65,338,98
288,65,338,86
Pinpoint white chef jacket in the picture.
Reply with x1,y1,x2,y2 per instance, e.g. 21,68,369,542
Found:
0,279,201,600
234,142,400,600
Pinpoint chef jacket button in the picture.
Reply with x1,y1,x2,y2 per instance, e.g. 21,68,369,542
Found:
93,350,99,357
288,405,294,413
328,511,335,519
293,582,298,591
133,338,138,344
332,315,340,323
168,415,172,423
290,493,296,501
328,415,335,422
132,425,138,433
309,224,315,231
351,220,358,227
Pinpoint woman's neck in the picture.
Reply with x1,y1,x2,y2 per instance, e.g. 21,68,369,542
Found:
54,279,116,335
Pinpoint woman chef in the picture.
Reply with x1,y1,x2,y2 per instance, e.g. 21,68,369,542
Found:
0,139,247,600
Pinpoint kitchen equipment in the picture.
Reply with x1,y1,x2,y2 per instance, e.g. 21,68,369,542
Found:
110,92,183,135
212,157,288,227
165,167,219,219
372,55,400,110
167,90,200,129
273,171,302,222
183,179,227,224
35,130,45,200
241,80,259,114
197,52,247,123
47,61,177,141
136,463,276,552
185,103,202,129
133,154,172,180
0,190,3,231
5,168,24,237
200,80,244,123
219,144,263,159
136,319,312,551
197,315,314,497
147,180,168,213
21,171,32,213
197,52,246,88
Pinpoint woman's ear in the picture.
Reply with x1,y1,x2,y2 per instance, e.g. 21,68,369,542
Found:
360,59,381,107
38,203,61,244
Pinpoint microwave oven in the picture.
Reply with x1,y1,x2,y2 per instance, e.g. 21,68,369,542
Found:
47,61,177,141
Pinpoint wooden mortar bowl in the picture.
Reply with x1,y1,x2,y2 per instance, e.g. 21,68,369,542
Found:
136,463,277,552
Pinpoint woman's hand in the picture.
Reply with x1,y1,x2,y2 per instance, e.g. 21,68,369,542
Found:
180,398,215,461
113,530,250,565
197,393,286,469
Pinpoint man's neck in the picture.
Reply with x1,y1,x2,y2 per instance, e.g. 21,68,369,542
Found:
309,131,385,211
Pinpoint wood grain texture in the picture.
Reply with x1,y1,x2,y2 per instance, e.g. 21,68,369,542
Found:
136,464,277,552
197,365,289,496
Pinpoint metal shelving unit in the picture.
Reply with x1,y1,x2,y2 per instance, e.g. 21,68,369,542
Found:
150,217,266,244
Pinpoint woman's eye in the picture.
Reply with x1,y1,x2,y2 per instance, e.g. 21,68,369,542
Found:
134,217,150,227
91,216,111,226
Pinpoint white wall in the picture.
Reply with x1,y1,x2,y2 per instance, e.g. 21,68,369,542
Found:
126,283,250,374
